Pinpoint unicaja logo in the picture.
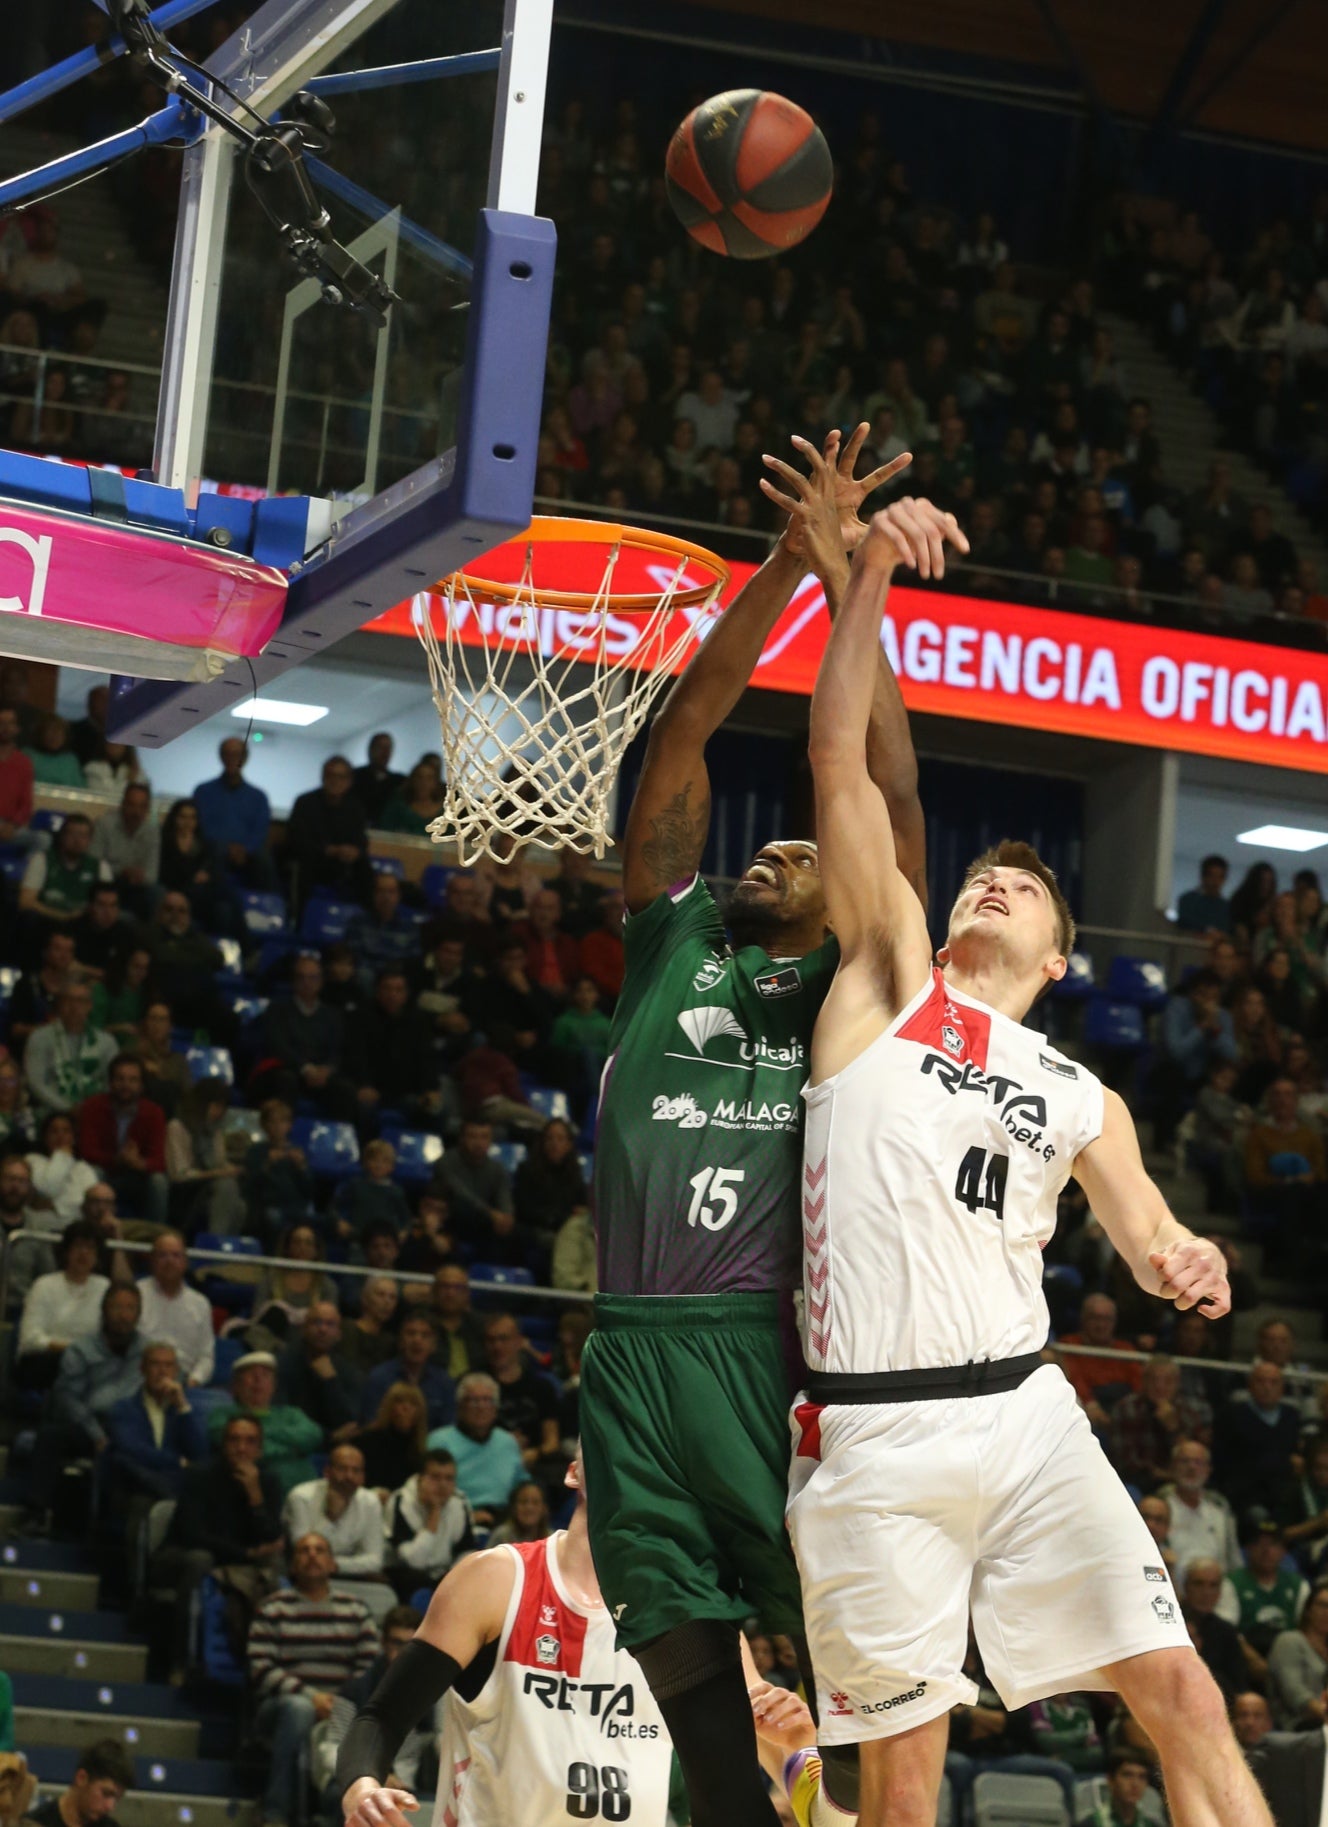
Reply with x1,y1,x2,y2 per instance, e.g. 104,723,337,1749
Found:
0,525,53,617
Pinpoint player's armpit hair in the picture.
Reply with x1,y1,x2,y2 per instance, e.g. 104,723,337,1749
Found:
639,780,711,891
335,1640,463,1795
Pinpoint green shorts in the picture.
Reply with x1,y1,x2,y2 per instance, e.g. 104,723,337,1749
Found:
580,1291,803,1651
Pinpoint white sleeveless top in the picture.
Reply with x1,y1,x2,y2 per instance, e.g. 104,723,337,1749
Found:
801,967,1104,1376
432,1536,672,1827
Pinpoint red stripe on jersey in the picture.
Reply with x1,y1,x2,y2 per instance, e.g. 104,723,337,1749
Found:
794,1401,824,1459
503,1539,588,1677
897,967,991,1070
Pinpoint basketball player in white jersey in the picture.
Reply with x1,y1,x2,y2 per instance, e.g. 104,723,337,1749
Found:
336,1452,816,1827
787,508,1275,1827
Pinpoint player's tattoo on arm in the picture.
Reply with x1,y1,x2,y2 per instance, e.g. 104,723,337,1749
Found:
639,780,710,890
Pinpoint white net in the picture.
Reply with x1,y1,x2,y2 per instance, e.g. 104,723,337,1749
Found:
414,527,727,863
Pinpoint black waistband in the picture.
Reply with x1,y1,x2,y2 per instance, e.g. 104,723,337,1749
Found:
808,1350,1045,1405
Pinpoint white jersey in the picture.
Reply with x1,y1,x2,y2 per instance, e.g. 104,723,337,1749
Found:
432,1536,672,1827
801,967,1103,1374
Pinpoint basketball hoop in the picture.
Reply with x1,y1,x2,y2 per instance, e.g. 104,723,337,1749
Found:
414,517,730,863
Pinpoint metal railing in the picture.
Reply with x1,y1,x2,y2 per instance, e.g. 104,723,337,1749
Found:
0,1228,591,1396
1,1229,1312,1392
1053,1338,1327,1389
1075,921,1212,979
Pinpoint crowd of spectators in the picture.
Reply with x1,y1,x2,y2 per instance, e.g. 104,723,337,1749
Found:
1103,192,1328,556
12,32,1328,651
520,99,1328,644
0,208,133,466
1154,854,1328,1274
7,705,1328,1824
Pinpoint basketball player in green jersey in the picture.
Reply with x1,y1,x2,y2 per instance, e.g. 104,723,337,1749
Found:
580,427,967,1827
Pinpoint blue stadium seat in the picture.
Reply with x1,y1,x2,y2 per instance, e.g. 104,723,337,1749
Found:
299,895,360,945
219,987,268,1026
522,1315,556,1354
382,1127,444,1185
527,1086,570,1123
194,1235,262,1312
489,1141,525,1175
185,1044,234,1085
421,863,453,908
196,1231,262,1260
371,854,405,877
576,1151,593,1182
470,1263,535,1291
240,889,289,934
210,1334,247,1387
28,809,63,835
290,1117,360,1179
1050,950,1094,1000
215,937,244,978
1106,955,1169,1010
195,1574,245,1687
1084,996,1147,1051
0,852,24,887
408,1585,433,1613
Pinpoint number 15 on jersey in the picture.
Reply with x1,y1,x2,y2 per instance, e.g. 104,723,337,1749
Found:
686,1167,745,1231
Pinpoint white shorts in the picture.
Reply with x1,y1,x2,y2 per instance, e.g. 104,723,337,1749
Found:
787,1363,1193,1744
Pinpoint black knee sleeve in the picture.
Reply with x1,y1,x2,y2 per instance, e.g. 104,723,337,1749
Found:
633,1625,779,1827
821,1744,861,1813
793,1634,859,1813
634,1618,742,1702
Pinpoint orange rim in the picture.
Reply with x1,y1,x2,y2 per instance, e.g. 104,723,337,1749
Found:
438,515,731,614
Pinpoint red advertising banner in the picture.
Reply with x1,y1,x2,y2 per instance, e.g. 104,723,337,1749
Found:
366,554,1328,776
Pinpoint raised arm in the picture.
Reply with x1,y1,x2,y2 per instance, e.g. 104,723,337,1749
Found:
1074,1088,1231,1314
338,1547,515,1827
808,514,935,987
763,425,955,902
624,433,913,913
621,543,805,912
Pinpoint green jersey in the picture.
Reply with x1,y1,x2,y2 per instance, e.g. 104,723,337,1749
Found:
594,873,837,1297
1225,1564,1308,1654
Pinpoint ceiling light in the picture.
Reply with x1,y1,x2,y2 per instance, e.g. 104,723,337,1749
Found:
1235,824,1328,854
230,698,329,727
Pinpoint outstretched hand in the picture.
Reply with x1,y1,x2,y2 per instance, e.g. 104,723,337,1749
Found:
762,424,913,569
858,498,970,581
748,1678,817,1755
343,1782,420,1827
1147,1238,1231,1315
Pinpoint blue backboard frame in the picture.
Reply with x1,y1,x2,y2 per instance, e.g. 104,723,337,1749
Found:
85,0,555,744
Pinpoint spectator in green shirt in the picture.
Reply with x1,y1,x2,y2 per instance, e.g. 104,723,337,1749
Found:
206,1350,324,1495
23,712,86,788
552,975,613,1064
1218,1509,1309,1670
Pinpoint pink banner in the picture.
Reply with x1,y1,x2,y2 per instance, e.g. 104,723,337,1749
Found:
0,500,286,678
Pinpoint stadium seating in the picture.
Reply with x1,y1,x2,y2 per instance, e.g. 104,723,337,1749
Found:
382,1128,444,1185
298,896,361,946
1084,997,1148,1052
1106,956,1170,1011
1050,951,1095,1000
971,1771,1068,1827
289,1118,361,1180
185,1045,235,1085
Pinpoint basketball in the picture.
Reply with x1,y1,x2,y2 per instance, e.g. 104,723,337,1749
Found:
664,89,833,259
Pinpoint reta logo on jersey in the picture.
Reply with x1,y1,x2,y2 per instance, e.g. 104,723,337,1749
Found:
521,1673,659,1737
920,1054,1057,1162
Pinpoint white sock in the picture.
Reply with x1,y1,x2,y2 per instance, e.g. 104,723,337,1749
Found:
811,1782,858,1827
